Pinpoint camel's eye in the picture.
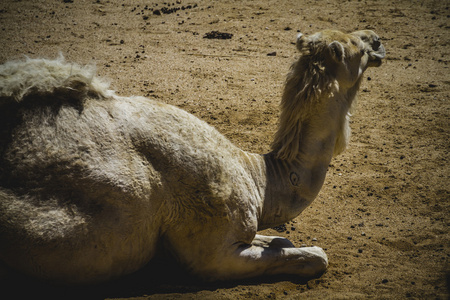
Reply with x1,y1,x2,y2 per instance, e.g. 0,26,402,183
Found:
360,49,366,55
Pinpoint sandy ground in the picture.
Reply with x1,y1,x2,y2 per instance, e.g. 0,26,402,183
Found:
0,0,449,299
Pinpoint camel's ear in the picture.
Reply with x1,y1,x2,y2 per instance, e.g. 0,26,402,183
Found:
329,41,345,62
296,33,307,51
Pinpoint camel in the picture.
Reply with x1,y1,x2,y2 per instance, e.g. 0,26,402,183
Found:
0,29,385,285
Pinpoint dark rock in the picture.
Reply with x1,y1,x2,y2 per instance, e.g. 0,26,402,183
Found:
203,31,233,39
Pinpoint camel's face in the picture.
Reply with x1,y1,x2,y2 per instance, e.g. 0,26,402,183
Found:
296,29,386,88
349,30,386,68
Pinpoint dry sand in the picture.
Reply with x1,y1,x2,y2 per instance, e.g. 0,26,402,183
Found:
0,0,448,299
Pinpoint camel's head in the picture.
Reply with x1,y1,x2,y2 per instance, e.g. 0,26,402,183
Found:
296,29,386,89
272,29,385,161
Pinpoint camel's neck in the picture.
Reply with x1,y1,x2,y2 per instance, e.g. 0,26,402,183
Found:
256,94,350,230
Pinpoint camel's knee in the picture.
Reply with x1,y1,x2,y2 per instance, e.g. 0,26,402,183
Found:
310,246,328,273
290,246,328,277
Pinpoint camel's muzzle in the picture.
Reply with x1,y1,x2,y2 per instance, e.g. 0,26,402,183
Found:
351,30,386,67
368,42,386,67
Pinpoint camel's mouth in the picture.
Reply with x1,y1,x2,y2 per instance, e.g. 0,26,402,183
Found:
368,44,386,67
367,35,386,67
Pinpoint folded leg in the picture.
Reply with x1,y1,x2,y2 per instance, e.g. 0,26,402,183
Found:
236,234,328,278
172,234,328,281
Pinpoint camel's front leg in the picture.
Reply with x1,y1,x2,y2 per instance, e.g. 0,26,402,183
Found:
233,234,328,279
194,234,328,281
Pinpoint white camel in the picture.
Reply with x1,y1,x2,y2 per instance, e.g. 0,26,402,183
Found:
0,29,385,285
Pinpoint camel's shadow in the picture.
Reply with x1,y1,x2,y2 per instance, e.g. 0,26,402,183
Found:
2,258,310,299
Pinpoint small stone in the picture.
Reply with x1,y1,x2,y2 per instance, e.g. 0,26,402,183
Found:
347,236,353,240
358,249,363,253
273,224,286,232
312,238,317,241
382,279,389,284
361,232,366,236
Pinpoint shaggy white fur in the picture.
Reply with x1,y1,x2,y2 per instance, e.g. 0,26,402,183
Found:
0,29,385,284
0,54,113,102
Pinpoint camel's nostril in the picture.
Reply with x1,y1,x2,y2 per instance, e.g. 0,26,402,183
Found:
372,40,381,51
